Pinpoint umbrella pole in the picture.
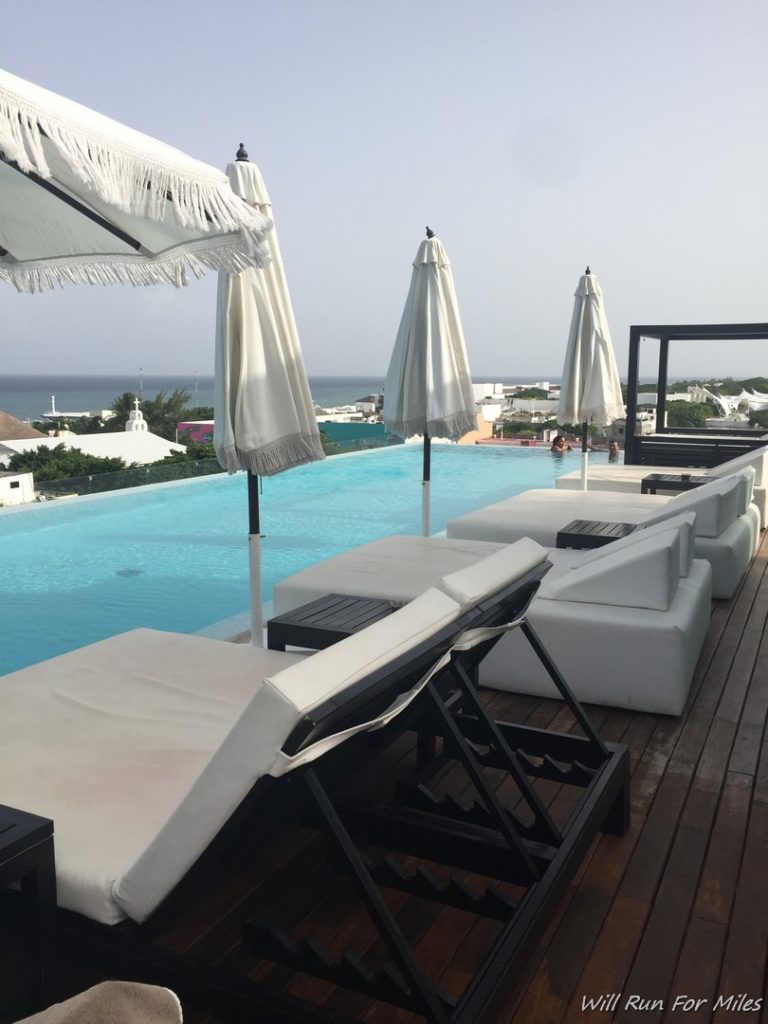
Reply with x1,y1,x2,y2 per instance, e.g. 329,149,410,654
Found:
247,471,264,647
422,432,431,537
580,421,589,491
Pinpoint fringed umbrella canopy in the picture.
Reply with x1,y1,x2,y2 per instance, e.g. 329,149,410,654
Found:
558,268,625,488
384,231,477,535
0,68,272,291
214,146,324,644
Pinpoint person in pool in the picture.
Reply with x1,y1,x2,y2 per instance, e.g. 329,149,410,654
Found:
608,440,620,461
550,435,572,453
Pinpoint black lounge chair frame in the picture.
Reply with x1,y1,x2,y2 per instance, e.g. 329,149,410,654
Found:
7,564,630,1024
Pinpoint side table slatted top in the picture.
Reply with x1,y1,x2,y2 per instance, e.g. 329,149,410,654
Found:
641,473,713,495
268,593,397,651
556,519,638,550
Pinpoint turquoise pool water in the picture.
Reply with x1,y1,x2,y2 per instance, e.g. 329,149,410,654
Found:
0,444,607,674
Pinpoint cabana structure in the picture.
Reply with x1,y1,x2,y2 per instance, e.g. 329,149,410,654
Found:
624,323,768,466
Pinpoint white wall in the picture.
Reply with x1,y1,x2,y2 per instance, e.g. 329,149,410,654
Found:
0,472,34,506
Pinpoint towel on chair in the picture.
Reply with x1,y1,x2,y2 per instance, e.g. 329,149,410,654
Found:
15,982,182,1024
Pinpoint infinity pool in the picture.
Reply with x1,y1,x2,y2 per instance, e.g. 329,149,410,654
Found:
0,444,606,674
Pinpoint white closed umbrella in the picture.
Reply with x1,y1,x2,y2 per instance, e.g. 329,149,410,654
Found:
383,229,477,536
558,268,625,489
0,68,271,289
214,146,324,646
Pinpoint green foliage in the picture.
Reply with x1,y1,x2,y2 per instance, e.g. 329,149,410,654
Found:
665,401,712,428
157,442,217,462
749,410,768,431
104,389,195,440
513,388,548,400
8,444,128,480
319,429,341,455
188,405,214,420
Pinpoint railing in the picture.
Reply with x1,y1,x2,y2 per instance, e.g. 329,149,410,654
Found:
35,458,225,498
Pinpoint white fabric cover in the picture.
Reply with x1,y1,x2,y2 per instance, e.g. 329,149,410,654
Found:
214,159,324,476
0,68,271,291
0,591,461,926
272,535,505,615
480,559,713,716
557,270,625,427
383,237,477,441
537,531,680,611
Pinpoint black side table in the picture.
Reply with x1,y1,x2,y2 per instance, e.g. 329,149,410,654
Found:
556,519,638,550
0,804,56,1016
268,593,396,651
640,472,713,495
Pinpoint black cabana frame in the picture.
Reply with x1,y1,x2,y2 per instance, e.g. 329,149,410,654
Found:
625,323,768,466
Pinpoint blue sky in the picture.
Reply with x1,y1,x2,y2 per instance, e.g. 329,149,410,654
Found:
2,0,767,380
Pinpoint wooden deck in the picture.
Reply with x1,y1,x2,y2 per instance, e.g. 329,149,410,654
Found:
12,531,768,1024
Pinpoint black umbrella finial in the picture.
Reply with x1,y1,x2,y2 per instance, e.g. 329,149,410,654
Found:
426,226,435,238
235,143,249,161
585,265,591,275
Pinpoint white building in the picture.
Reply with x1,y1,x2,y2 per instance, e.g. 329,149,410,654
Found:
0,400,185,468
0,471,34,506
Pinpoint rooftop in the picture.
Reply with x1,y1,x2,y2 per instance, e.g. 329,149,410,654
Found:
28,526,768,1022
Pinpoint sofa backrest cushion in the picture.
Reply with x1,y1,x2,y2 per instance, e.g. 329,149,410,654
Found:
710,445,768,488
437,537,548,611
651,472,748,537
577,511,696,578
537,530,680,611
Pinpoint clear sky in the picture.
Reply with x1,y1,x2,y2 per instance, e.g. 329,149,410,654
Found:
2,0,767,381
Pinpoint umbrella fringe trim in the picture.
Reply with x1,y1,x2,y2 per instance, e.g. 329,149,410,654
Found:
388,412,479,442
0,88,273,240
217,434,326,477
0,235,271,292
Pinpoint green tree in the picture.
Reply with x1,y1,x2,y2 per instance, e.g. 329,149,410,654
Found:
665,401,713,428
319,430,341,455
8,444,128,480
514,388,548,400
142,390,194,440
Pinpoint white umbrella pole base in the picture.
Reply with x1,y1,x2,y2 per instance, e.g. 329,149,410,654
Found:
580,450,589,491
422,480,430,537
249,532,264,647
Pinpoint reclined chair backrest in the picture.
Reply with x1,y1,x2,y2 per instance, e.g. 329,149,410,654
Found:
437,536,548,612
116,588,464,923
645,470,752,537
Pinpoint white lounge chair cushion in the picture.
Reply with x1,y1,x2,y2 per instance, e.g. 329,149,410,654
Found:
537,530,680,611
0,632,306,927
119,587,461,924
645,472,747,537
271,535,504,616
437,537,548,611
0,589,462,928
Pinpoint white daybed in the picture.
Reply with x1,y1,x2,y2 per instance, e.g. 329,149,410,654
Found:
446,469,755,599
273,513,711,716
555,443,768,528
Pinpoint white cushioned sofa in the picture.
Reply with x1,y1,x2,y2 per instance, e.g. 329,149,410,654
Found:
273,513,712,716
555,444,768,528
446,469,755,599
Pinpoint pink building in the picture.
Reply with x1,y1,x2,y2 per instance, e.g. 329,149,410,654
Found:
177,420,214,443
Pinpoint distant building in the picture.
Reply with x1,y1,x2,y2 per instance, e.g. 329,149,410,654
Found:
0,411,46,442
0,470,34,506
177,420,214,443
0,400,185,468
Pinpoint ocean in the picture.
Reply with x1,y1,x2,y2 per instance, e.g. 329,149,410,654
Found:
0,374,561,423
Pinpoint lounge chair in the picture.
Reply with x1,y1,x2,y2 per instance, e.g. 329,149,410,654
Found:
555,443,768,528
446,468,755,599
0,540,629,1024
273,512,710,716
